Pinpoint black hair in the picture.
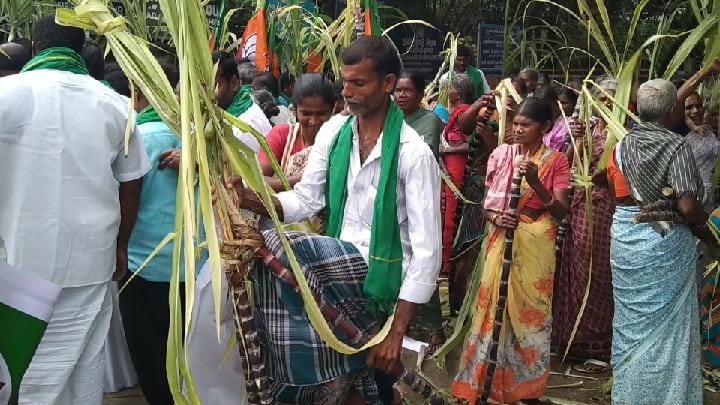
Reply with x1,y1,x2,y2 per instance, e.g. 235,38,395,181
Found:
517,97,554,123
212,51,238,81
11,37,32,52
533,84,559,103
82,41,105,80
291,73,335,107
538,72,551,86
511,74,528,95
332,79,344,100
237,60,257,84
398,70,426,93
520,67,539,81
0,43,32,73
34,14,85,53
279,72,295,90
103,62,130,97
457,45,473,58
341,36,401,78
253,88,280,119
558,86,579,103
157,57,179,89
253,71,279,96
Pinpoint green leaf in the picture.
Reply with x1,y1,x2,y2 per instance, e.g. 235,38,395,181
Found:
663,13,720,80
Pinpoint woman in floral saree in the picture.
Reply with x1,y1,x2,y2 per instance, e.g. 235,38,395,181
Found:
452,97,570,404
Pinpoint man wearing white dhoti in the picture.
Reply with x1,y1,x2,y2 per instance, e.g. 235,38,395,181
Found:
0,15,150,405
186,52,271,404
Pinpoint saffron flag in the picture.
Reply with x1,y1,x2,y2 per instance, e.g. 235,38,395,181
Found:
364,0,382,37
238,0,278,75
0,261,60,403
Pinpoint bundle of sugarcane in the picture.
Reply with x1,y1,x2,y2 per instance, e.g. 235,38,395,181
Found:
448,97,496,314
478,155,524,405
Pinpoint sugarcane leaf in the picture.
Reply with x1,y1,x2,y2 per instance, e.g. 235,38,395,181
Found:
623,0,651,59
663,13,720,79
118,232,177,294
381,19,436,36
587,0,616,52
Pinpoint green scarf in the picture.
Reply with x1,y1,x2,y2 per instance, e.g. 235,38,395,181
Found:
21,47,89,76
226,85,254,116
326,102,404,314
136,106,162,125
466,65,487,99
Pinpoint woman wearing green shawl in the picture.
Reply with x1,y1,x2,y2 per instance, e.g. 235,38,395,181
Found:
395,70,444,159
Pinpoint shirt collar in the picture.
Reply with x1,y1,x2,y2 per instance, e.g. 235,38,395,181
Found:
350,116,410,144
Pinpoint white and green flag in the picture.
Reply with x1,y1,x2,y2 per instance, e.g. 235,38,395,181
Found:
0,262,60,404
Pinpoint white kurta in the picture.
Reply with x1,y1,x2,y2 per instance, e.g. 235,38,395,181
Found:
0,69,150,405
231,102,273,153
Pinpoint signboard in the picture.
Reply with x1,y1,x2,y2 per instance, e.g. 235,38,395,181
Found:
389,25,445,82
55,1,225,30
476,23,506,74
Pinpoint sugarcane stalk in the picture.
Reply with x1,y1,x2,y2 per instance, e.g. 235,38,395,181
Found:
478,157,524,405
254,245,455,404
448,101,495,315
221,197,273,405
555,101,582,271
354,4,364,39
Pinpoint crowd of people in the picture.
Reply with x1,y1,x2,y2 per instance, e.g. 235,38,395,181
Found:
3,14,720,405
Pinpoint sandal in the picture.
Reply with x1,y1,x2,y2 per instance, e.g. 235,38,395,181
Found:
573,359,611,374
424,330,447,356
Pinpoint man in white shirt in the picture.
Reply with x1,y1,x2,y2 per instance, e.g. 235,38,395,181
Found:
215,52,272,151
232,36,441,403
0,16,150,404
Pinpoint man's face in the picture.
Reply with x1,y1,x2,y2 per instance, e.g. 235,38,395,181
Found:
215,72,240,110
455,56,469,73
340,59,395,118
520,72,537,94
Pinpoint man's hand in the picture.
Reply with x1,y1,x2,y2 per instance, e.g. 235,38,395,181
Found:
366,331,404,375
226,175,284,220
159,149,181,170
114,246,128,281
367,300,418,375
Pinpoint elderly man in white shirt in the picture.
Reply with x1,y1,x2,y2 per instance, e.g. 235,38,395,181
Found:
0,16,150,405
232,36,441,403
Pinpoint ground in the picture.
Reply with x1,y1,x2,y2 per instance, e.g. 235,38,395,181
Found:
103,350,720,404
103,282,720,404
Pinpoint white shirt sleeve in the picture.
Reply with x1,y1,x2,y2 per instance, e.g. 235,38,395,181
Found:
397,149,443,304
112,125,151,182
480,69,491,94
275,116,344,223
